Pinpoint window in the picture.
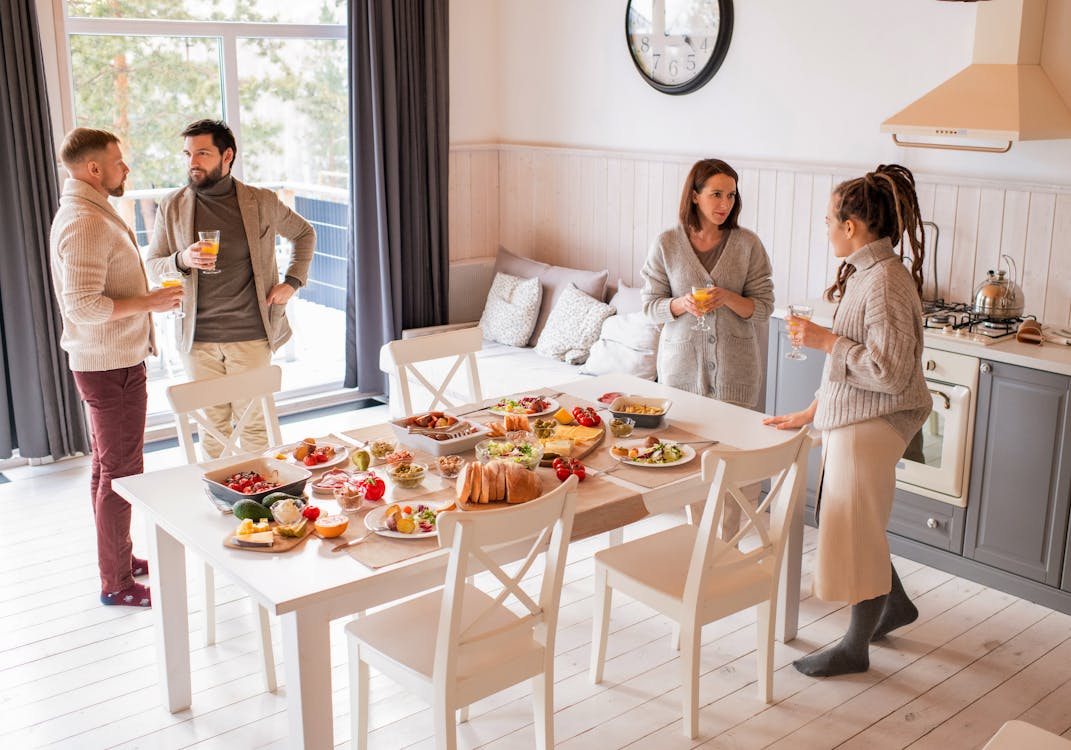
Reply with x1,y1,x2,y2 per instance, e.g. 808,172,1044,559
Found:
53,1,351,422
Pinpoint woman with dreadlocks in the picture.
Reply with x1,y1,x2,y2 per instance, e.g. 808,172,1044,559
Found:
763,164,931,677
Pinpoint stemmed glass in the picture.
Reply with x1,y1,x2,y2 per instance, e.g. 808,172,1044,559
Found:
160,272,185,319
691,285,714,332
784,304,813,360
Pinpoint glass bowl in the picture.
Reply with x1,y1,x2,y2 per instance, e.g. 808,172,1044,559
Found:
386,462,427,489
270,496,304,525
532,418,557,439
333,481,365,513
609,416,636,438
474,435,544,471
437,454,466,479
367,437,398,465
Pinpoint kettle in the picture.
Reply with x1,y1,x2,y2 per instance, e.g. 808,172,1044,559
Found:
973,255,1024,321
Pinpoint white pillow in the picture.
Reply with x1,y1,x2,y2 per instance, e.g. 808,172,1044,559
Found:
535,284,616,365
479,272,542,347
608,280,643,316
580,312,660,380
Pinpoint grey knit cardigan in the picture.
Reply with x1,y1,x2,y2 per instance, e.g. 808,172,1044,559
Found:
814,237,930,442
641,225,774,407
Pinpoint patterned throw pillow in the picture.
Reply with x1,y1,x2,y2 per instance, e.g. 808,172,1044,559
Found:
535,284,616,365
479,272,542,347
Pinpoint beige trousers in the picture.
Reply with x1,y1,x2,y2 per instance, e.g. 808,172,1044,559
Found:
814,418,907,604
180,340,272,459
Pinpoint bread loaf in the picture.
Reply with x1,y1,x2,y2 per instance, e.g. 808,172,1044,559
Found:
456,460,542,505
504,414,530,433
504,462,541,504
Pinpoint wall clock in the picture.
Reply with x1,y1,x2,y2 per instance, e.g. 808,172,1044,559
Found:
625,0,733,95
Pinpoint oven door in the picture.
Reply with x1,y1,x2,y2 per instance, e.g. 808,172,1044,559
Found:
895,381,972,502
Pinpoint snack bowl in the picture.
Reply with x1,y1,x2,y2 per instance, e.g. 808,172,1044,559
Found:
270,496,305,526
609,416,636,438
437,454,466,479
475,435,544,471
202,457,311,505
386,462,427,489
532,418,557,439
367,437,398,465
608,395,672,428
333,480,365,513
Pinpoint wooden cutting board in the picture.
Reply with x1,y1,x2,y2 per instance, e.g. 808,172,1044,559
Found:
222,523,315,553
539,423,606,466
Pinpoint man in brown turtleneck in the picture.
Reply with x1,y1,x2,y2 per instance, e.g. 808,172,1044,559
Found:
146,119,315,458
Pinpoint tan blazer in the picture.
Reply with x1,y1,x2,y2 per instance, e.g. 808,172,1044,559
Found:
145,179,315,353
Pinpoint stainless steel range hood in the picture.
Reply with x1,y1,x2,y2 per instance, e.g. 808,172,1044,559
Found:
881,0,1071,152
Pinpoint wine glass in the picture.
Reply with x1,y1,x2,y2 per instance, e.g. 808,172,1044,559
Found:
784,304,813,360
691,285,714,332
159,272,185,319
198,230,221,275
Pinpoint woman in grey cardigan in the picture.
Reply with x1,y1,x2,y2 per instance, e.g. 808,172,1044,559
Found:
764,164,931,678
641,159,774,408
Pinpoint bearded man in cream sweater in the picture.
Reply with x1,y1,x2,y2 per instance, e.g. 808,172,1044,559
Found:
50,128,184,608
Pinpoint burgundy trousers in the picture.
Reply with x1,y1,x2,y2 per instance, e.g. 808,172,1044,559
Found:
72,364,147,593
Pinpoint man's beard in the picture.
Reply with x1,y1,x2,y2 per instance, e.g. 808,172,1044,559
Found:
106,181,125,198
188,163,225,191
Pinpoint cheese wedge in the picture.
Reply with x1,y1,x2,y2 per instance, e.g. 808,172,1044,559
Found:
553,424,603,446
234,531,275,547
553,407,573,425
543,438,575,457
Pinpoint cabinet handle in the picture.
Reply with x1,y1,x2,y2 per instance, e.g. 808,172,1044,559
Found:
980,363,992,374
926,517,939,529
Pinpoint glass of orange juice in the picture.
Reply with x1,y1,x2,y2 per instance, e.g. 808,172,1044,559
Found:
160,272,185,319
198,230,220,275
691,285,714,331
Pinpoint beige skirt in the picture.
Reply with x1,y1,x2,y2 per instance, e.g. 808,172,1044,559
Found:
814,418,908,604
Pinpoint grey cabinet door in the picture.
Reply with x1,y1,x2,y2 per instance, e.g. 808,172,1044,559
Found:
964,361,1071,586
765,319,826,521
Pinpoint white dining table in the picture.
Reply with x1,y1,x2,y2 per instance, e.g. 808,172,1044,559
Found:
113,373,809,750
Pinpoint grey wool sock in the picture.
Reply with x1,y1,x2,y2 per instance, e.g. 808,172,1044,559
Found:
794,594,885,677
871,563,919,641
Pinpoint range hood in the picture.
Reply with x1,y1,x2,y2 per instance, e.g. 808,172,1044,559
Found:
881,0,1071,152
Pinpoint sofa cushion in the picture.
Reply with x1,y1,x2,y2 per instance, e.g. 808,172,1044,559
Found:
478,272,542,347
493,247,609,346
609,279,643,316
580,311,660,380
535,284,616,365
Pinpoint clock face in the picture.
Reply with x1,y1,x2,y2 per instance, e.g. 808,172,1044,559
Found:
626,0,733,95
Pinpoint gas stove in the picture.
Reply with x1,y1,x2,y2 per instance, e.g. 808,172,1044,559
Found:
921,299,1032,346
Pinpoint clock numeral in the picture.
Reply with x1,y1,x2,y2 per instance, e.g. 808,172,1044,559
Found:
640,36,650,53
686,54,696,72
669,59,679,78
652,52,661,71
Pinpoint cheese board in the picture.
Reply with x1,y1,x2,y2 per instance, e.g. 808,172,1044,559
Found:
223,522,315,553
538,422,607,467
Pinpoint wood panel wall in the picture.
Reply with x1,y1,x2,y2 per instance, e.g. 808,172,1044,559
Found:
449,144,1071,327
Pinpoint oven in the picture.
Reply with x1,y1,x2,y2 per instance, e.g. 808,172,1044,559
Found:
895,348,979,507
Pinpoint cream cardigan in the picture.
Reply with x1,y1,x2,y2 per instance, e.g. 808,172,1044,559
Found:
641,225,774,407
49,179,155,372
814,237,930,442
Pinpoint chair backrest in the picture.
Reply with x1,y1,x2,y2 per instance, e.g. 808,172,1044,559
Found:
378,327,484,417
683,429,810,607
432,474,578,680
165,365,284,463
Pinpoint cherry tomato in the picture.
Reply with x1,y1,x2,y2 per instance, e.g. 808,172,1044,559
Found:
572,406,584,419
317,451,330,464
555,465,572,481
572,462,586,481
303,455,318,466
302,505,321,521
552,457,567,471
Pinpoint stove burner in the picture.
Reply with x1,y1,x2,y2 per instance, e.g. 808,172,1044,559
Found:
921,301,1033,343
981,320,1014,332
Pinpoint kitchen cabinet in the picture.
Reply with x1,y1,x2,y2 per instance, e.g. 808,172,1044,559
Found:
765,319,825,524
963,360,1071,587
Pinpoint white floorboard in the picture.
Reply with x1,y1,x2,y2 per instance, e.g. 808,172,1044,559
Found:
1,403,1070,749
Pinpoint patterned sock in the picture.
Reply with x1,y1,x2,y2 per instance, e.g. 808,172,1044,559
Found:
100,582,152,608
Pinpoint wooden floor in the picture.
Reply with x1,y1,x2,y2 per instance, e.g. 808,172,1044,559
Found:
2,406,1071,749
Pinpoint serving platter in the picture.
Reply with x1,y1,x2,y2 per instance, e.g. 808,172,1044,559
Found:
487,396,559,418
364,503,446,539
610,443,696,468
539,423,607,466
264,441,350,470
222,522,314,553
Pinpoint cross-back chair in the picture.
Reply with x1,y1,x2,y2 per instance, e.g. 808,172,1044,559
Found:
589,429,810,739
345,474,579,750
379,326,484,418
165,364,284,692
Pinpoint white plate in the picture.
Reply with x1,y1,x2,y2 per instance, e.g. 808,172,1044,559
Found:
610,442,696,468
265,442,350,470
364,503,444,539
487,396,559,418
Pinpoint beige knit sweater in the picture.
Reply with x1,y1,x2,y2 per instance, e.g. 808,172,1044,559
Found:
50,178,156,372
813,237,930,442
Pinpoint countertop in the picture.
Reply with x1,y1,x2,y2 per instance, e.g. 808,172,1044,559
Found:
773,301,1071,378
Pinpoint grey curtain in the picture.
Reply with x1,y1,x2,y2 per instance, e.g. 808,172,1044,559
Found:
0,1,90,459
344,0,450,394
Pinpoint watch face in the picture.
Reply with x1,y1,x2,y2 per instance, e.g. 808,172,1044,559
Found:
626,0,733,95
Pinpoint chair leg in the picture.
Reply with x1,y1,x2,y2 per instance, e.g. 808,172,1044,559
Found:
755,600,775,704
432,692,457,750
532,672,554,750
254,602,277,692
680,623,701,739
590,566,612,683
203,562,216,646
607,527,624,547
348,640,369,750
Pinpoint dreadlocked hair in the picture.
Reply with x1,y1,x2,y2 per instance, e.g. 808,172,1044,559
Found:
823,164,926,303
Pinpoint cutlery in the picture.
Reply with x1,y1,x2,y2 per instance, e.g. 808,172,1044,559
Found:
332,527,387,551
454,402,494,418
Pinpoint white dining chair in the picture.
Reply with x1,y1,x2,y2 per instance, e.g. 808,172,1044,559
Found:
379,326,484,418
589,429,810,739
345,474,579,750
165,364,283,693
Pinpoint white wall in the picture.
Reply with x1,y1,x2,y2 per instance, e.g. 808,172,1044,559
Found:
451,0,1071,186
